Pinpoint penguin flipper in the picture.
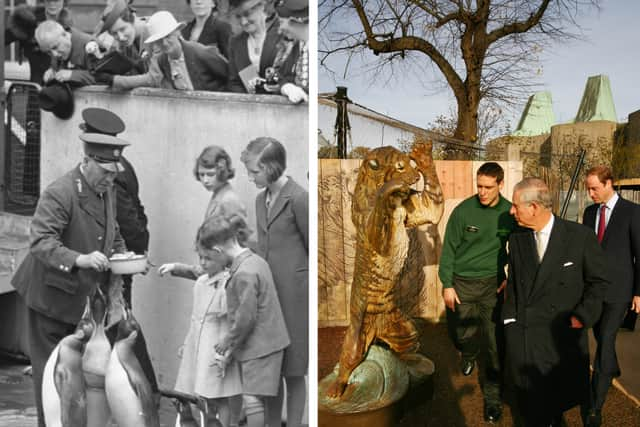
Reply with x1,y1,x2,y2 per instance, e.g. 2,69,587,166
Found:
53,354,86,426
117,343,160,427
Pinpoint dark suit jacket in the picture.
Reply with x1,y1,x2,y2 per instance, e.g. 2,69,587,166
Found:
227,21,282,93
5,6,73,83
51,27,95,85
115,157,149,254
255,177,308,370
11,166,126,324
583,196,640,303
502,217,607,417
156,39,228,91
181,12,232,59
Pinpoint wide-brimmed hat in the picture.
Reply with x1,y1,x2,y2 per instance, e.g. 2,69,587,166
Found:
143,11,185,44
276,0,308,20
99,0,129,35
38,80,74,120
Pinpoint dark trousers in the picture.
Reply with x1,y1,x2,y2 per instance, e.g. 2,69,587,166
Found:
446,275,502,405
590,301,629,410
25,297,158,427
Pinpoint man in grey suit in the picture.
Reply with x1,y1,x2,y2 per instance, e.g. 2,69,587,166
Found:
503,178,608,427
582,165,640,427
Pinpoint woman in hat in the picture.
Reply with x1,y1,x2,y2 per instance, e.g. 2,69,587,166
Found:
227,0,284,93
268,0,308,103
96,0,150,74
182,0,233,59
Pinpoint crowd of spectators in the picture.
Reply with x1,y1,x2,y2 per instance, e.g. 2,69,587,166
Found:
5,0,309,104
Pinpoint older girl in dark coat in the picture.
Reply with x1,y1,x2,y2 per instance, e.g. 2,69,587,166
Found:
241,137,308,427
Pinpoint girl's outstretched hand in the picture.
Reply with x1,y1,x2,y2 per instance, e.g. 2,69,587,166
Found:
158,263,176,276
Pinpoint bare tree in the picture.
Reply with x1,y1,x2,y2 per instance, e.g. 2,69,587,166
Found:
320,0,598,157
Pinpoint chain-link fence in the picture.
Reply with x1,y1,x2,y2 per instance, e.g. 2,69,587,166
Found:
4,81,41,215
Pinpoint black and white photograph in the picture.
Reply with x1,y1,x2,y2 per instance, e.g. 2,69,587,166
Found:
1,0,309,426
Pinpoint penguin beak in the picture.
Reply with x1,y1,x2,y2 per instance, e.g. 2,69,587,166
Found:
81,296,92,320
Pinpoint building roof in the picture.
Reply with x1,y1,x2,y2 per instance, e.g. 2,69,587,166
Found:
512,91,556,136
574,74,618,123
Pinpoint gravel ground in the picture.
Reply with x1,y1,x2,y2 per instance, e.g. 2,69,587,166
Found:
319,321,640,427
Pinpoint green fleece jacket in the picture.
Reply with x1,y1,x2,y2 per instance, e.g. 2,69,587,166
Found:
438,194,517,288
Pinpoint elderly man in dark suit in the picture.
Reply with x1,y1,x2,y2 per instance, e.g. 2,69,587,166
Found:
34,19,95,85
99,11,229,91
503,178,607,427
11,111,129,427
582,165,640,427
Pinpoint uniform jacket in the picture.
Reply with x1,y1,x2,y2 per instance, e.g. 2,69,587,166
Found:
181,12,232,59
227,21,282,93
502,217,607,417
113,39,228,91
12,166,126,324
225,250,290,361
115,156,149,254
255,177,308,364
583,196,640,302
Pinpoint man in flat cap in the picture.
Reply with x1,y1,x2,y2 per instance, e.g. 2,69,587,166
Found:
11,107,130,427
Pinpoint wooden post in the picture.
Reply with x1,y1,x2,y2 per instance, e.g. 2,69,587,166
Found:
1,0,6,211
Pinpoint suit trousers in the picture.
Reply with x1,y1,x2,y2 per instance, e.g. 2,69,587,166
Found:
591,300,629,410
446,275,502,405
25,296,158,427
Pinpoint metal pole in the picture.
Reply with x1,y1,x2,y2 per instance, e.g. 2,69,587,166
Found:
1,0,6,210
334,86,350,159
560,148,586,219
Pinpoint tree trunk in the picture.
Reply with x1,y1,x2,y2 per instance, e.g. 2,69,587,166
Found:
447,92,480,160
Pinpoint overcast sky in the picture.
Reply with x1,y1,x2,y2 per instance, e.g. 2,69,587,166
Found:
318,1,639,129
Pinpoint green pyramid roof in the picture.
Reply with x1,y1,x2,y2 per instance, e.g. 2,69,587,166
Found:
512,91,556,136
574,75,617,123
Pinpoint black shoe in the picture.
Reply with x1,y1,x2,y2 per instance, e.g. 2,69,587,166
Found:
460,358,475,376
585,409,601,427
484,404,502,423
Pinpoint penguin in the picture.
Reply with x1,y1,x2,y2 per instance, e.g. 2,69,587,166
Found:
42,297,94,427
105,307,160,427
82,289,112,427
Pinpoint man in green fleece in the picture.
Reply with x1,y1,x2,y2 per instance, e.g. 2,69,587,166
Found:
439,162,517,424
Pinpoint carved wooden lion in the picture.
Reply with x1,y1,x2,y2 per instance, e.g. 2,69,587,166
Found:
326,142,444,398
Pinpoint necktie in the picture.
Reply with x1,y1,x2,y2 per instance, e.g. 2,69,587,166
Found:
535,231,544,262
597,204,607,243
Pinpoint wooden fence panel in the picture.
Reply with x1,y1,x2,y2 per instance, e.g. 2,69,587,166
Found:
318,160,523,327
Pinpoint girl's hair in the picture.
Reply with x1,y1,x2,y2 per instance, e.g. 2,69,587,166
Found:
240,137,286,183
196,212,250,249
193,145,235,182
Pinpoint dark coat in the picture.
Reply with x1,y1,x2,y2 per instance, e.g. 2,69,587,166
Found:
583,197,640,302
11,166,126,324
275,40,308,93
156,39,228,91
4,5,73,84
255,177,308,374
225,250,290,361
181,12,232,59
502,217,607,420
227,21,282,93
114,157,149,254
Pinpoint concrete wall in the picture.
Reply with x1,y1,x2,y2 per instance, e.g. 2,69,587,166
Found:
40,86,308,388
